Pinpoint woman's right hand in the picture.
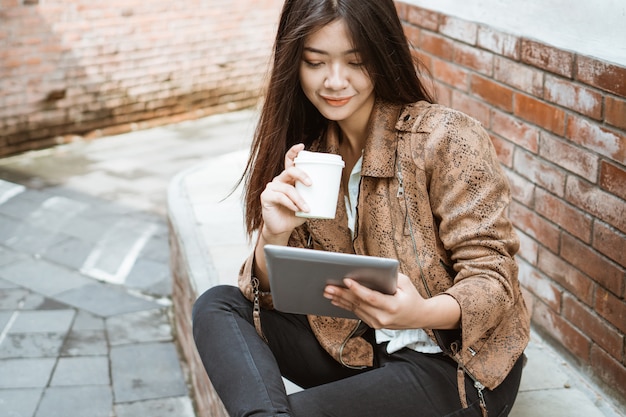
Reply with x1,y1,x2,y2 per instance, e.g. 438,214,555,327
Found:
259,143,310,244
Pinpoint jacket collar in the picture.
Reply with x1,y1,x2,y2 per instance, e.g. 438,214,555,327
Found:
362,101,403,178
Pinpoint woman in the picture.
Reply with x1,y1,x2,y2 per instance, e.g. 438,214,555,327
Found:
193,0,530,416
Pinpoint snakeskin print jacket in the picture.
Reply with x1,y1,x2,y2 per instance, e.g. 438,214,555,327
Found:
239,100,530,391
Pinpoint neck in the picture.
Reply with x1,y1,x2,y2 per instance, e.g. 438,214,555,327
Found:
337,124,367,196
337,94,375,154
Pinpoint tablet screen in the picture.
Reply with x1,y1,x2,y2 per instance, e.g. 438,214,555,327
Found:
264,245,398,318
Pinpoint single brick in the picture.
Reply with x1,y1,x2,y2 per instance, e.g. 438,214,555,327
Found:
477,26,520,60
561,233,626,297
431,58,469,90
490,109,539,152
514,148,566,197
439,15,477,45
576,55,626,96
605,96,626,130
566,116,626,165
544,74,603,120
540,131,599,181
419,31,454,61
514,93,566,135
471,74,513,111
566,176,626,234
521,39,574,78
599,160,626,201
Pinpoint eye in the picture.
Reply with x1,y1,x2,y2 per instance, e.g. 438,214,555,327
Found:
303,60,323,68
347,54,365,68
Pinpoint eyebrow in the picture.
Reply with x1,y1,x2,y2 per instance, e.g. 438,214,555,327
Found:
303,47,359,55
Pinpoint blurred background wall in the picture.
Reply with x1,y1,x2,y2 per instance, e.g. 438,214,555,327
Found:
0,0,283,156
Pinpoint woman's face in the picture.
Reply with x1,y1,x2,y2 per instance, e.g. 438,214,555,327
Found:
299,19,375,131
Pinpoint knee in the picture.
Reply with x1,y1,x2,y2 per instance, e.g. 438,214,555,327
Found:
192,285,243,324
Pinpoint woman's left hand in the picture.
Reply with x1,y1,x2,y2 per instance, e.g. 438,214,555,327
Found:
323,273,461,330
323,273,423,329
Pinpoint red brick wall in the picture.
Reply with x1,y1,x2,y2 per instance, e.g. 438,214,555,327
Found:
396,1,625,402
0,0,283,156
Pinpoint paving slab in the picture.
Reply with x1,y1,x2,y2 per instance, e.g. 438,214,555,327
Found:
110,342,188,403
124,257,171,296
0,258,93,297
2,222,62,255
70,310,106,331
61,328,109,357
53,282,161,317
139,234,171,263
106,309,173,346
0,287,30,309
0,388,42,417
0,179,25,204
50,356,110,386
0,277,20,289
0,189,50,219
0,332,67,359
22,295,73,311
115,396,196,417
511,388,607,417
0,358,56,388
35,385,113,417
41,235,96,270
0,311,11,329
9,309,75,333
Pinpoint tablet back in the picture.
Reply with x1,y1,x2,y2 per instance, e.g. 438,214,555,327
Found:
264,245,398,319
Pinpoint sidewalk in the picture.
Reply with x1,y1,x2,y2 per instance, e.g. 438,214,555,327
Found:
0,181,192,417
0,111,256,417
0,109,622,416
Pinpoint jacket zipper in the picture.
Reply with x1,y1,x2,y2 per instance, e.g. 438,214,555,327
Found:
338,319,368,370
450,342,487,415
398,160,488,416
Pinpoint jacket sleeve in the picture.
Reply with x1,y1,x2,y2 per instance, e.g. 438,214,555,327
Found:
422,107,520,349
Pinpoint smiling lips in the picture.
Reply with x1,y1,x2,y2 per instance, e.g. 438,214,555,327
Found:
322,96,351,107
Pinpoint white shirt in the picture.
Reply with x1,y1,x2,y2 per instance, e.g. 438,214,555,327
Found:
345,155,441,354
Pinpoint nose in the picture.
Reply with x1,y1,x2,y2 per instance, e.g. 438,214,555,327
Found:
324,63,348,90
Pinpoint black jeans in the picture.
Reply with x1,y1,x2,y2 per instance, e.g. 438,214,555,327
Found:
192,285,523,417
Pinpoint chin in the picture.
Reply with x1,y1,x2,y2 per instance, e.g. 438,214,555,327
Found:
318,106,352,121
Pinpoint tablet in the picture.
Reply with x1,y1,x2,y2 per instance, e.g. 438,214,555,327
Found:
264,245,398,319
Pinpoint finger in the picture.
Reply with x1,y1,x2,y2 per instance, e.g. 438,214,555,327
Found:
275,166,311,187
285,143,305,169
323,285,353,308
324,284,369,315
262,180,309,213
343,278,378,305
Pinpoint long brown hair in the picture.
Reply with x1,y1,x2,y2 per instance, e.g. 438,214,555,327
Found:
242,0,434,236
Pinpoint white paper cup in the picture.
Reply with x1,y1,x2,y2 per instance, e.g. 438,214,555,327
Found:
294,151,345,219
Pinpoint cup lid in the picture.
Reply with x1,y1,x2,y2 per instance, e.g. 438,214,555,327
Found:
294,151,345,167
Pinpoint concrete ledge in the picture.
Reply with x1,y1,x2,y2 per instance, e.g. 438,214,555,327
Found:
168,162,231,417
